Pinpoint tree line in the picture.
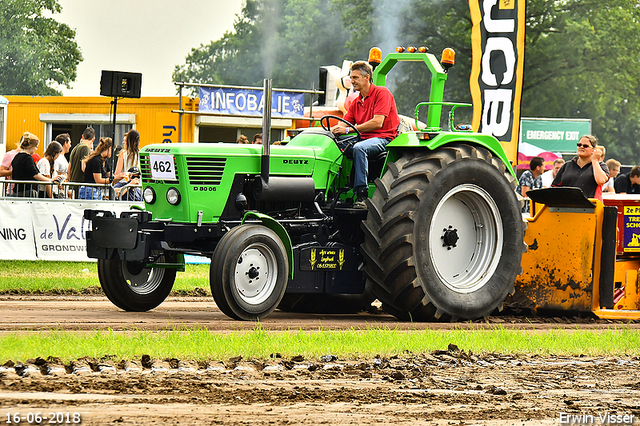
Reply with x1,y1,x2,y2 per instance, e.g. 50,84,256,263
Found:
3,0,639,164
172,0,640,165
0,0,82,96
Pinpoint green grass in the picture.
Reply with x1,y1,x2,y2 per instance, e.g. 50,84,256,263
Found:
3,261,640,362
1,326,640,363
0,260,210,295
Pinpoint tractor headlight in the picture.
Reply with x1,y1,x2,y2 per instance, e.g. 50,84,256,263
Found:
166,187,181,205
143,187,156,204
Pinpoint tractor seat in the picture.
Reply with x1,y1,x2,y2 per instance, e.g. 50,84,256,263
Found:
368,151,387,182
345,149,388,183
344,148,387,162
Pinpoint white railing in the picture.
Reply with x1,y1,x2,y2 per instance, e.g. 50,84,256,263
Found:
0,180,142,201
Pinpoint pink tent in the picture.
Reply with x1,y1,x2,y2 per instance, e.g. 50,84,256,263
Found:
517,142,563,170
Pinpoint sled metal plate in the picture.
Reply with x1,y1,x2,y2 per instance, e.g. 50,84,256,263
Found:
548,207,594,214
527,187,595,209
91,217,139,249
515,198,601,312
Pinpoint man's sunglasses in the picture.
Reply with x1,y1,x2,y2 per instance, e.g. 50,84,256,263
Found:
577,143,592,149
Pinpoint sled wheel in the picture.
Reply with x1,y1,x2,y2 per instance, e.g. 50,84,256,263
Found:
210,224,288,320
361,144,526,321
97,251,177,312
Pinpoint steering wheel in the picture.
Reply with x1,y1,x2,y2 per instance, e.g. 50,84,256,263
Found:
319,115,361,149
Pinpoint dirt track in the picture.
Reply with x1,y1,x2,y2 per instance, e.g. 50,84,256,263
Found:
1,295,639,425
1,295,636,333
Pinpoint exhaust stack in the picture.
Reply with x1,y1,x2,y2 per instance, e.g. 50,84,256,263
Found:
261,78,272,182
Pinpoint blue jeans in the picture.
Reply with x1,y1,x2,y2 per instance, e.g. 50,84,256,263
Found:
345,137,389,191
78,186,103,200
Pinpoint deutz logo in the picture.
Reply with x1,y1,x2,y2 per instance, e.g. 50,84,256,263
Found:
283,159,309,165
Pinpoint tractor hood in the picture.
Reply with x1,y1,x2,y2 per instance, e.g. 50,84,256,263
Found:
138,129,342,223
141,128,341,177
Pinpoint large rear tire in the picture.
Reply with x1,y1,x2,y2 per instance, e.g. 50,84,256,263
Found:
97,251,177,312
210,225,288,321
361,144,526,321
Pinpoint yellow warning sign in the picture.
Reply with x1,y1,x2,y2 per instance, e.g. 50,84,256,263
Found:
308,248,346,270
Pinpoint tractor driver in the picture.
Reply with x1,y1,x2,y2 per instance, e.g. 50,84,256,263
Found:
331,61,400,209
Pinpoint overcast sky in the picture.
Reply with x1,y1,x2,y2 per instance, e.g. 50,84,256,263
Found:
56,0,244,97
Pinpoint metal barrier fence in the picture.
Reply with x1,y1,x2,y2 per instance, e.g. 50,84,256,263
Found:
0,180,142,201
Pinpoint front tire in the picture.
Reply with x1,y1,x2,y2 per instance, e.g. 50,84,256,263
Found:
97,251,177,312
210,225,288,320
361,144,526,321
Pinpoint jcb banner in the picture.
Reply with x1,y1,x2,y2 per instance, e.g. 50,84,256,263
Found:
469,0,525,161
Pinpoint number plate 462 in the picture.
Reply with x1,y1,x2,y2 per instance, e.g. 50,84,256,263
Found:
149,154,176,180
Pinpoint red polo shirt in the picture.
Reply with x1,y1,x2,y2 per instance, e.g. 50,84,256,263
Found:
344,84,400,140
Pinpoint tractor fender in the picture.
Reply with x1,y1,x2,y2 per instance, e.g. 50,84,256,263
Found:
386,132,516,178
242,211,294,279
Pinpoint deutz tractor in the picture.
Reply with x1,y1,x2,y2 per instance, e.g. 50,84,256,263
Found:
85,48,527,321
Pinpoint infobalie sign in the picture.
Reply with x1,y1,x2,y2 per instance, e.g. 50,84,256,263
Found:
199,87,305,118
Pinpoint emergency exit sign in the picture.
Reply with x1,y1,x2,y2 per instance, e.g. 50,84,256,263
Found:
520,118,591,153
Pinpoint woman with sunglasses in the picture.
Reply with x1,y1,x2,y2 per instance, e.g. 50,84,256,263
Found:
552,135,609,201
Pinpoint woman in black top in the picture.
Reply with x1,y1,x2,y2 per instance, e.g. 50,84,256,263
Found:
79,137,112,200
37,141,64,198
11,132,52,197
552,135,609,201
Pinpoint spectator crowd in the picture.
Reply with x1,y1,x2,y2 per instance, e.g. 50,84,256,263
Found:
517,134,640,215
1,127,141,201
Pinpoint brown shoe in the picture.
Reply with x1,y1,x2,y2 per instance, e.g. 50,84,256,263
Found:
353,189,368,209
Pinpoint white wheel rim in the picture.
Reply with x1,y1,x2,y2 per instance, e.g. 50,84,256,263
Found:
123,258,166,295
428,184,503,294
234,242,278,305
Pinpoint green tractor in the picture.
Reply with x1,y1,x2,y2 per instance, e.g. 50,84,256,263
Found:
85,48,526,321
